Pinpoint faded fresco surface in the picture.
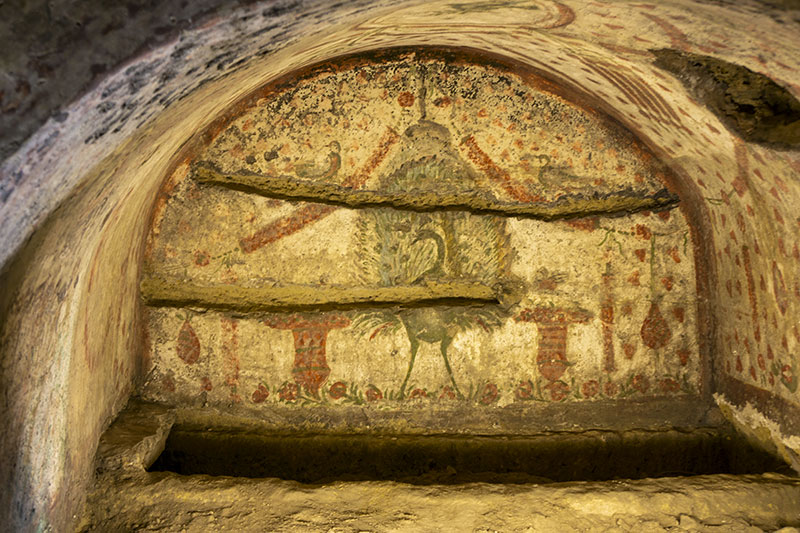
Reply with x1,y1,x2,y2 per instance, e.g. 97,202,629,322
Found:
142,51,700,413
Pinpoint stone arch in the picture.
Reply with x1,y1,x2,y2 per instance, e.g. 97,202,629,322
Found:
2,1,800,530
140,46,708,422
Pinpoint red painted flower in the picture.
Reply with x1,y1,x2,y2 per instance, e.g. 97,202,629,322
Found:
635,224,652,240
365,386,383,402
515,380,534,400
279,382,298,402
194,250,211,266
329,381,347,400
397,91,415,107
439,386,456,400
641,302,671,349
251,384,269,403
409,388,428,400
546,381,570,401
176,320,201,364
604,381,618,397
623,343,636,359
781,364,796,392
480,383,499,405
632,374,650,394
757,353,766,371
659,378,680,393
581,380,599,398
162,375,176,392
200,376,213,391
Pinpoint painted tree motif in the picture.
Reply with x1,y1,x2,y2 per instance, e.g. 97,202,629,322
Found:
352,119,511,398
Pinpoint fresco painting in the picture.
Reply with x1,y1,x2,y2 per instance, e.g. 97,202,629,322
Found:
141,50,701,415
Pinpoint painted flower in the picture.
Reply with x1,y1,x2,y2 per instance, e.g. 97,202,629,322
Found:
251,384,269,403
329,381,347,400
279,382,298,402
641,302,671,349
194,250,211,266
479,383,499,405
176,320,201,365
515,380,534,400
757,353,766,371
409,388,428,400
632,374,650,394
365,385,383,402
565,217,598,232
200,377,213,391
635,224,652,240
162,375,176,392
439,386,456,400
546,381,570,402
623,343,636,359
581,380,599,398
781,364,797,392
604,381,618,397
659,378,680,393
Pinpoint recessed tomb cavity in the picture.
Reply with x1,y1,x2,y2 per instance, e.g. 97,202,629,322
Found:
141,48,702,428
147,425,790,484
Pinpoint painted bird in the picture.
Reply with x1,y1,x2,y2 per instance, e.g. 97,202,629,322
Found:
294,141,341,180
352,120,510,399
519,153,591,189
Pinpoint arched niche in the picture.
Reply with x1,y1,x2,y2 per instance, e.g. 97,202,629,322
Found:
140,47,707,432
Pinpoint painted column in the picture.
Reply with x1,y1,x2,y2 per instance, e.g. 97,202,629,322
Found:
601,262,616,372
516,306,592,382
264,314,351,395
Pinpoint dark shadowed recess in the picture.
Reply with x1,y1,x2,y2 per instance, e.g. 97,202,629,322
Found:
149,426,792,484
652,49,800,149
0,0,306,161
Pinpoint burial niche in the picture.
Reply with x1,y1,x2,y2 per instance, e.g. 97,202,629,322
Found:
140,48,702,432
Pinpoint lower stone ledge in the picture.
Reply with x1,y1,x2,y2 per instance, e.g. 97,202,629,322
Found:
80,471,800,532
79,400,800,531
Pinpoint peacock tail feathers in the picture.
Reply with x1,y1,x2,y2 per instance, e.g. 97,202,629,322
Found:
350,309,403,339
355,208,442,287
383,156,476,196
440,305,507,335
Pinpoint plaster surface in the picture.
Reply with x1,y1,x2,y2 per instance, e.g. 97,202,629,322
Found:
1,0,800,530
142,50,701,420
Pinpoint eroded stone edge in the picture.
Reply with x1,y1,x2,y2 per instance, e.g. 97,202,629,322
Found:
715,392,800,473
193,164,680,221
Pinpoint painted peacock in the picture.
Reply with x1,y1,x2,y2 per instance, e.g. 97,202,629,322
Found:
352,119,511,399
